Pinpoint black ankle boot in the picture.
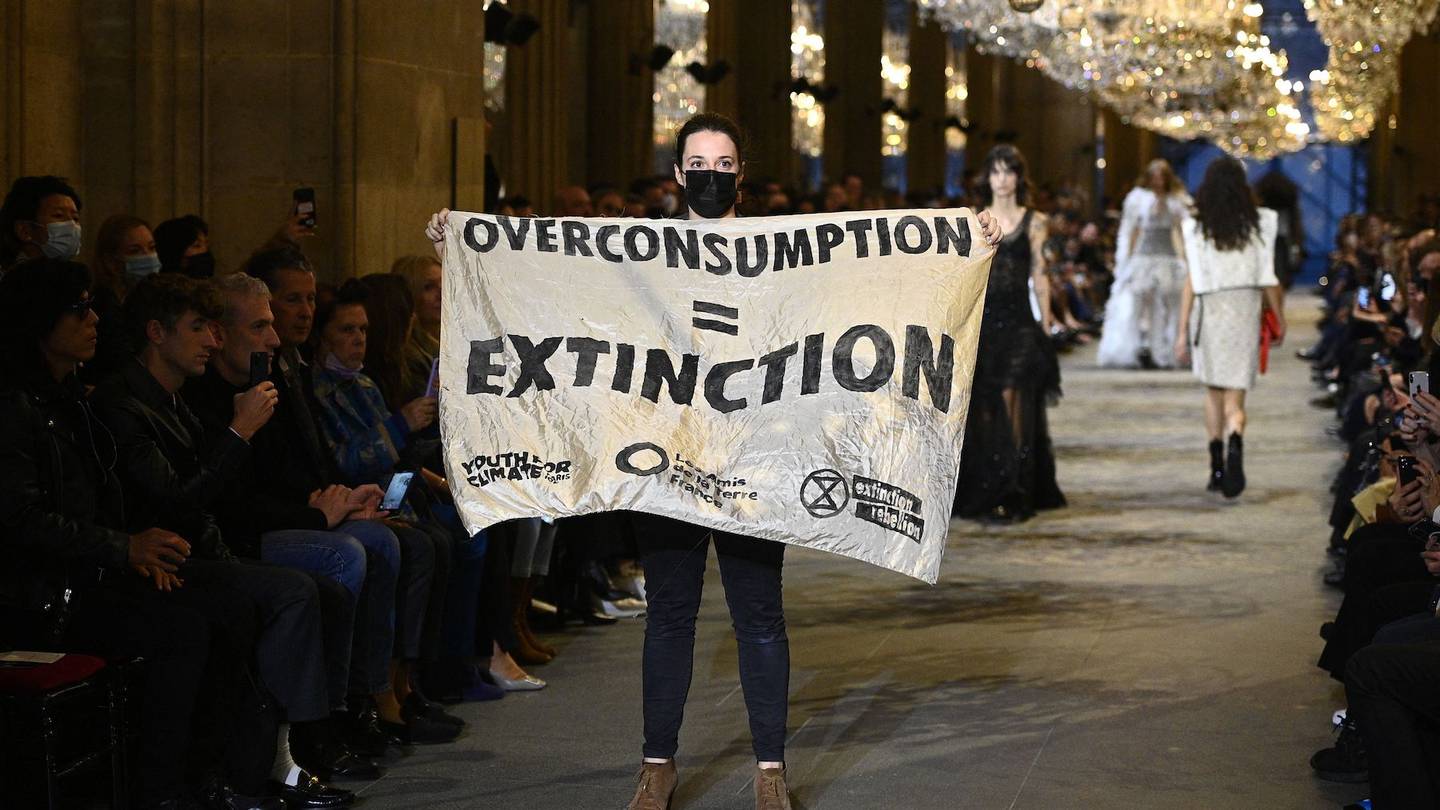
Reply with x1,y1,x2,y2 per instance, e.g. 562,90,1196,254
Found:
1222,433,1246,498
1207,439,1224,492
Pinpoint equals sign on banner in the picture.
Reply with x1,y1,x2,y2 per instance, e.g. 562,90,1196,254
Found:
692,300,740,335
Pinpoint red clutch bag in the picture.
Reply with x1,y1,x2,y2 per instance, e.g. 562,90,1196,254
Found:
1259,308,1281,374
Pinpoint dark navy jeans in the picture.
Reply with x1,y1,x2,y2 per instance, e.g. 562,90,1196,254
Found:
635,513,789,762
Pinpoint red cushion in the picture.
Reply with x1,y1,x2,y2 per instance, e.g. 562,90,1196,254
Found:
0,654,106,696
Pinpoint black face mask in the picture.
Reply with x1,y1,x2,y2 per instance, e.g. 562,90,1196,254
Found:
683,170,738,219
182,251,215,279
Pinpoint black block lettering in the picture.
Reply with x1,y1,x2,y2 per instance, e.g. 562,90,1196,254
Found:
466,337,507,395
902,325,955,413
833,324,895,392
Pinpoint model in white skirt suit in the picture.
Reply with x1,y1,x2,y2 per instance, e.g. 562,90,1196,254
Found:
1175,158,1287,498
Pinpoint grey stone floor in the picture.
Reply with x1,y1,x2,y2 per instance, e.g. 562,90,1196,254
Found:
356,296,1366,809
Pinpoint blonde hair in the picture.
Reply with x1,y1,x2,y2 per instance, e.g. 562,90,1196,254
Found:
390,254,440,306
1136,159,1182,196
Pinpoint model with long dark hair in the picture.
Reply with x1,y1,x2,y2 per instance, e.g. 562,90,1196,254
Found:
1175,156,1286,496
953,144,1067,522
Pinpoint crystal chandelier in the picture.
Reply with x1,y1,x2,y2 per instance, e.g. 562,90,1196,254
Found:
1304,0,1440,143
882,26,912,157
653,0,710,171
915,0,1310,158
792,0,826,158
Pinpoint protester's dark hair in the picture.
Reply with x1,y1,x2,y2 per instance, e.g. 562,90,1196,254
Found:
977,144,1032,206
154,215,210,275
0,259,92,381
313,278,368,341
243,246,312,291
674,113,749,169
0,176,83,266
1193,157,1259,252
356,273,416,410
123,273,222,355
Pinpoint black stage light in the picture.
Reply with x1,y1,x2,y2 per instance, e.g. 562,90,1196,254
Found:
484,2,513,43
649,45,677,71
505,12,540,45
685,61,727,83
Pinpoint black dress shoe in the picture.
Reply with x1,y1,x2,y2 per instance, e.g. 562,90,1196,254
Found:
297,741,383,782
379,711,462,744
197,779,285,810
404,690,465,728
271,772,354,808
342,706,397,758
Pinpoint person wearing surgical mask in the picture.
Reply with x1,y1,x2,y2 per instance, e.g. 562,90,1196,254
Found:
0,174,84,269
85,214,160,382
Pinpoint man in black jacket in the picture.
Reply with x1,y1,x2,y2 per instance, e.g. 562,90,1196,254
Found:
0,260,219,810
185,268,456,753
93,273,354,808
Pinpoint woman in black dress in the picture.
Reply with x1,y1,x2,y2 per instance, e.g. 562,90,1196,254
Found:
954,144,1066,521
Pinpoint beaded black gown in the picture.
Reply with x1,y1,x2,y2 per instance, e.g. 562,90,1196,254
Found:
953,209,1066,519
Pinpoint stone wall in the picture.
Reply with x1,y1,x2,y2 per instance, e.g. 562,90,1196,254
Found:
3,0,486,280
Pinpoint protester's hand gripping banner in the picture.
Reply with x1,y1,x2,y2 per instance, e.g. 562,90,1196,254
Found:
439,209,993,583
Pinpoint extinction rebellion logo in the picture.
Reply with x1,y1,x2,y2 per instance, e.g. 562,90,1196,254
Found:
802,469,924,542
800,470,849,518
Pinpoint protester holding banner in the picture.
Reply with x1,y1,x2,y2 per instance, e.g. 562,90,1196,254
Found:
953,144,1067,523
427,111,1004,810
1175,156,1287,498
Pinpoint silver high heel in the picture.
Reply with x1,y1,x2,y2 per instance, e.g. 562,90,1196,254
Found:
488,668,546,691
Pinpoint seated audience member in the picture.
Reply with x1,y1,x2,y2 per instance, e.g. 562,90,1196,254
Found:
181,270,419,771
593,186,626,218
93,273,354,808
309,278,471,713
0,175,83,269
214,248,458,743
85,214,161,382
390,255,442,404
1344,639,1440,808
554,185,594,218
154,214,215,278
0,259,213,809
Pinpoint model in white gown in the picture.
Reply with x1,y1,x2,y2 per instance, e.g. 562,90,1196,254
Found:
1098,161,1191,368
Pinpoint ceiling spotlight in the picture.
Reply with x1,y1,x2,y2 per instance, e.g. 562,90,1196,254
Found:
1009,0,1045,12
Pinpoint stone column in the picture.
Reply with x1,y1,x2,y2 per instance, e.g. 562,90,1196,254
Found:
704,0,739,121
498,0,570,212
823,0,883,187
707,0,793,184
962,43,999,173
4,1,84,192
585,0,654,188
1382,29,1440,213
1102,108,1156,208
906,12,947,196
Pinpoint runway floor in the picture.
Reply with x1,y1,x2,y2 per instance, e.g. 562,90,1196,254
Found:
357,296,1366,809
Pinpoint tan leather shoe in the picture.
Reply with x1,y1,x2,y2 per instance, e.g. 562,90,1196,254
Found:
627,760,678,810
755,765,792,810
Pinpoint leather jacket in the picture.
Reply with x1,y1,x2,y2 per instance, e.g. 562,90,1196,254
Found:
0,373,131,614
90,359,238,561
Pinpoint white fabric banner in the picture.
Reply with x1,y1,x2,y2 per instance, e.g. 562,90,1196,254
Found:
438,209,993,583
